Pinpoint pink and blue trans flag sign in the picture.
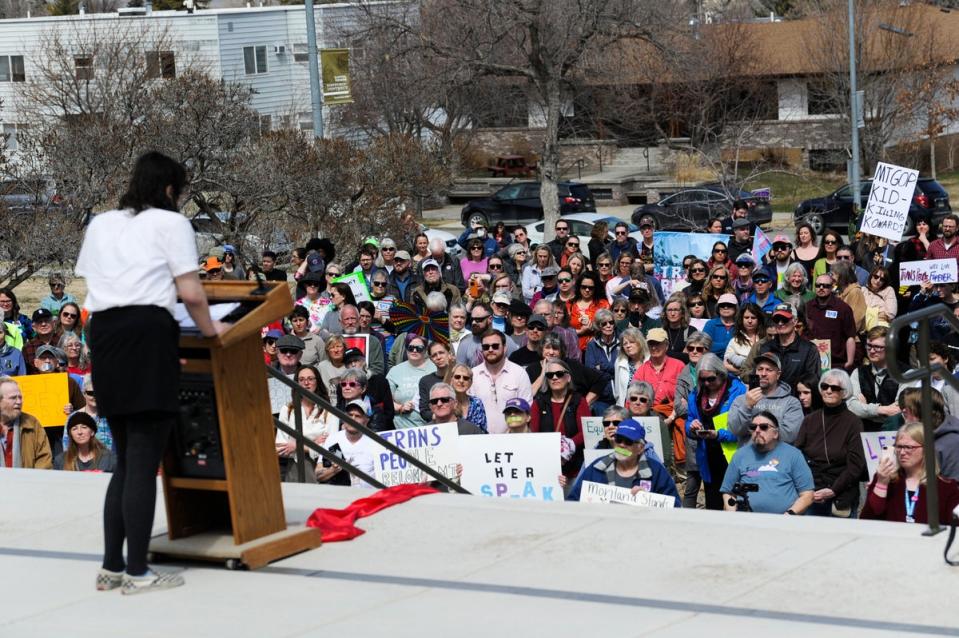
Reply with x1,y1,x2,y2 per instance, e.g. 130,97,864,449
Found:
752,227,772,263
653,231,730,298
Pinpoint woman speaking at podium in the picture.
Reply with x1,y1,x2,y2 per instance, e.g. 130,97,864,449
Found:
76,151,226,595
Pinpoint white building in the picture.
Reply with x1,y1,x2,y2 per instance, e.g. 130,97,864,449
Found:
0,2,373,147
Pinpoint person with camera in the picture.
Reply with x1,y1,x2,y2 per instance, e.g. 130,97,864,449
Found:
685,353,746,510
793,369,866,518
728,352,804,446
721,411,814,515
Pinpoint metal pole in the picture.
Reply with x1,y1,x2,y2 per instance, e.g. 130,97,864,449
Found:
848,0,861,222
304,0,324,139
918,320,941,535
294,388,306,484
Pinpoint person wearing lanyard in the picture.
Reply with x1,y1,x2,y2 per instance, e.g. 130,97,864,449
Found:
77,152,226,595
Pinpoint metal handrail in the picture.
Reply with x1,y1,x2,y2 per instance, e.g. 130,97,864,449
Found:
886,303,959,536
266,365,469,494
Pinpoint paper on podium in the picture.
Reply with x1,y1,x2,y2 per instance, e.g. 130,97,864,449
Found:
173,302,241,330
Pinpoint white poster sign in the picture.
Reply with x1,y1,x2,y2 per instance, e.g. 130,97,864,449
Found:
373,422,460,486
582,417,605,451
579,481,675,508
458,433,562,502
861,431,899,481
332,271,372,303
899,259,959,287
860,162,919,241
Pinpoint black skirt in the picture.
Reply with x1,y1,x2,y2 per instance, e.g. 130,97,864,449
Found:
89,305,180,418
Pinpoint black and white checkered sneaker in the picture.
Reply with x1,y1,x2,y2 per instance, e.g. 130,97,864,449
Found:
95,568,124,591
121,569,185,596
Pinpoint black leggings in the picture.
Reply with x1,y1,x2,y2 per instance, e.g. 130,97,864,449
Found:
102,412,174,576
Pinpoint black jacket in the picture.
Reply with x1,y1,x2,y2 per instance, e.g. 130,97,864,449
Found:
758,336,820,390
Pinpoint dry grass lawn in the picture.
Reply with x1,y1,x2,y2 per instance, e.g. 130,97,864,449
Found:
13,275,88,314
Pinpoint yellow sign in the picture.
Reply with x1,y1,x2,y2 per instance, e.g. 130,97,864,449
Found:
712,412,738,463
321,48,352,105
17,372,70,428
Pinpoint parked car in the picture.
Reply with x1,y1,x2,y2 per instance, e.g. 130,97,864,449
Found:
460,181,595,228
192,211,292,261
421,223,463,259
794,177,951,236
526,213,642,252
631,185,772,231
0,178,61,214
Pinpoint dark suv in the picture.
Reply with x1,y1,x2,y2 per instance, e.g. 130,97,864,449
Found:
795,177,951,236
630,185,772,231
460,181,595,228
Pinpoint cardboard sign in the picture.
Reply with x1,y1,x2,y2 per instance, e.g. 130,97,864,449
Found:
861,431,899,481
17,372,69,428
459,433,562,501
860,162,919,241
333,271,371,303
899,259,959,287
373,422,460,486
579,481,675,508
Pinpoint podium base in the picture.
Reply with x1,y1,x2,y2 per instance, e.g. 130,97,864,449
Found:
149,525,322,570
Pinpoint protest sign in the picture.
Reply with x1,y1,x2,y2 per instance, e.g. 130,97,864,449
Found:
812,339,831,373
860,162,919,242
653,231,730,298
861,431,899,481
583,448,608,467
582,417,605,451
343,334,371,367
332,271,371,303
634,416,665,462
459,433,562,501
752,227,772,264
899,259,959,287
751,187,771,200
579,481,676,508
17,372,69,428
374,422,460,486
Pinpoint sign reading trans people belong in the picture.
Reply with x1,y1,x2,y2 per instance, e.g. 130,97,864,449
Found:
860,162,919,242
459,433,562,501
374,423,460,487
653,231,730,298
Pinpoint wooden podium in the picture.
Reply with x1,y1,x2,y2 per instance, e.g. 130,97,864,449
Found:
149,280,322,570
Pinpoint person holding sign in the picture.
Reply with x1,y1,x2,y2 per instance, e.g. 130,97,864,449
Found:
531,358,588,478
685,353,746,510
567,420,680,506
925,214,959,268
805,273,857,371
0,376,52,469
861,422,959,524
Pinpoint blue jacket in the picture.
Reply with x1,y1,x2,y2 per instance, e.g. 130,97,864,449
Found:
583,337,618,404
685,377,747,483
457,228,499,258
745,292,779,314
0,344,25,376
703,317,735,357
567,451,681,506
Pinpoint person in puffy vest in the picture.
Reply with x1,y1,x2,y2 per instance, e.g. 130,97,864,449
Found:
567,419,680,505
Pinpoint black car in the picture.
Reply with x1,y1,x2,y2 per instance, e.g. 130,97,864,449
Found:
630,185,773,231
794,177,951,236
460,181,595,228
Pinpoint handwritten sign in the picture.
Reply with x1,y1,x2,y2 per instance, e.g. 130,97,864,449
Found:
899,259,959,287
861,431,898,481
860,162,919,241
459,433,562,501
579,481,676,508
374,423,459,486
633,416,665,462
582,417,605,451
583,448,609,467
17,372,69,428
332,271,371,303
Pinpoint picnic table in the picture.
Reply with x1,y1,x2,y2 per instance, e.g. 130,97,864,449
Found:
487,155,536,178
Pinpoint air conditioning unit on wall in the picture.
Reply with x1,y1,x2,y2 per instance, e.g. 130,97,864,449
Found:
273,45,286,55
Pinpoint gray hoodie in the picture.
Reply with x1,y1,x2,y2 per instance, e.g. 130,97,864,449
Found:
935,415,959,482
728,381,804,446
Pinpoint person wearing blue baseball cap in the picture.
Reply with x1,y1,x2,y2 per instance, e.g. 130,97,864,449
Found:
567,418,681,505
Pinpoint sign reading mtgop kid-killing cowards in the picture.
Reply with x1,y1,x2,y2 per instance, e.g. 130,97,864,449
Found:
458,433,562,501
373,422,460,487
898,259,959,287
860,162,919,242
579,481,675,508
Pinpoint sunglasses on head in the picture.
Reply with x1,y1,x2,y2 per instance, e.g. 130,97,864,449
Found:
748,422,774,432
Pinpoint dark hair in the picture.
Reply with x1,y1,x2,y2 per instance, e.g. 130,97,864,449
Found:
753,410,780,429
331,282,357,307
733,303,766,345
732,199,748,210
291,364,327,404
794,375,823,413
262,250,277,260
357,300,376,317
480,328,506,347
293,247,307,260
289,305,310,320
0,287,20,319
119,151,186,213
574,272,598,301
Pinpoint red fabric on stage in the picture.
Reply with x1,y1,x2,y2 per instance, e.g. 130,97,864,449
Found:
305,483,439,542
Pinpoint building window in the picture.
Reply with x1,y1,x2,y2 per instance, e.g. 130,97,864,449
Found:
75,55,94,80
0,56,25,82
243,46,267,75
293,43,309,63
807,80,839,116
146,51,176,79
3,123,18,151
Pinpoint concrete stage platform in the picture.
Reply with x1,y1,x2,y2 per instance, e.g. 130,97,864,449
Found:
1,469,957,637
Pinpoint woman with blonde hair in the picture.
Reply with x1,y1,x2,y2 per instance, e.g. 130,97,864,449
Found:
447,362,488,431
861,421,959,523
521,244,557,302
613,327,648,404
702,264,734,317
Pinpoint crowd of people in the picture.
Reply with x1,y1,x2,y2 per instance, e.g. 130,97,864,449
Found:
4,200,959,525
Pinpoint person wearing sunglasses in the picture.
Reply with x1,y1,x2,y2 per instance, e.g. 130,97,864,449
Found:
684,292,708,322
39,272,77,315
831,260,867,334
731,252,756,304
276,364,338,483
702,265,733,317
567,418,680,505
677,259,708,297
624,380,673,472
267,334,305,416
569,272,610,352
386,334,435,429
471,330,533,434
637,216,656,275
613,327,650,404
684,353,746,510
385,250,418,304
633,327,684,410
746,303,820,390
56,302,84,340
338,353,395,433
707,241,739,281
767,234,797,288
608,221,640,264
426,382,486,436
504,243,528,285
721,410,815,515
862,266,896,328
584,308,619,415
812,230,844,281
793,368,865,518
805,272,858,371
670,331,713,507
744,269,778,315
861,421,959,523
703,293,739,357
728,352,804,448
461,239,489,284
456,302,519,367
445,362,487,431
531,358,589,478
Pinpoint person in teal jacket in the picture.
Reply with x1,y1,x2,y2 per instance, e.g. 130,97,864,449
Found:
685,352,747,510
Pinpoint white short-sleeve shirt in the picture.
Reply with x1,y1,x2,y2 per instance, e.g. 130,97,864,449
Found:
75,208,199,315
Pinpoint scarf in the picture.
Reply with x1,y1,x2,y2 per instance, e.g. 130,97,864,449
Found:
697,380,728,420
